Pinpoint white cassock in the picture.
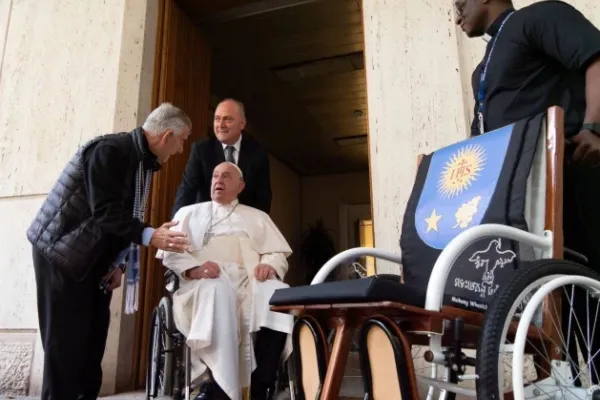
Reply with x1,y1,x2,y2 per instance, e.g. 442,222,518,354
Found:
156,199,294,400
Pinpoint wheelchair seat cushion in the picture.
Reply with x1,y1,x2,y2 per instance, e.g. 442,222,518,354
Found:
269,275,427,308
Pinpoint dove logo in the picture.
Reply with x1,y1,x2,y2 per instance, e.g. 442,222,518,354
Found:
467,238,517,298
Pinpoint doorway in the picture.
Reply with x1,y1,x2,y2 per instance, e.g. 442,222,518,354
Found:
131,0,372,391
340,203,375,278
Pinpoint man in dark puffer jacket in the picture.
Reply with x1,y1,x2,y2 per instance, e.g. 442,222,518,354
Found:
26,102,192,400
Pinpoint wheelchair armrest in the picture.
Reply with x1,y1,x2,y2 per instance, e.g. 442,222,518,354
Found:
164,269,180,293
564,247,589,265
164,269,176,279
311,247,403,284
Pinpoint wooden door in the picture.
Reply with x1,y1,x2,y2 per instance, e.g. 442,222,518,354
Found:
132,0,212,387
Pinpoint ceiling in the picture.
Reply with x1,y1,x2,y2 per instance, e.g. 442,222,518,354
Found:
176,0,368,176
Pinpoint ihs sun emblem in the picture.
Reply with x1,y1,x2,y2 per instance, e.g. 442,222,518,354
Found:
438,144,486,198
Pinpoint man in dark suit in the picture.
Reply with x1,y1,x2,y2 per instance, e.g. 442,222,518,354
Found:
172,98,272,216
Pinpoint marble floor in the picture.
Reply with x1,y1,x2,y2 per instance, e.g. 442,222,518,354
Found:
0,352,365,400
0,395,154,400
0,376,363,400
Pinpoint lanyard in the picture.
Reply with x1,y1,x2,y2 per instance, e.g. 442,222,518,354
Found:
477,11,515,135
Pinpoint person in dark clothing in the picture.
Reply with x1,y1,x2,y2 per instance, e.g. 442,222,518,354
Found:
172,98,272,216
455,0,600,385
26,102,193,400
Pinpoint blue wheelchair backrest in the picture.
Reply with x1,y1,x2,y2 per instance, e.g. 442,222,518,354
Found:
400,111,546,312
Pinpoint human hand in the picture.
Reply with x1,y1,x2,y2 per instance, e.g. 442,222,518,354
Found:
151,221,190,253
254,263,277,282
102,268,123,291
188,261,220,279
571,130,600,167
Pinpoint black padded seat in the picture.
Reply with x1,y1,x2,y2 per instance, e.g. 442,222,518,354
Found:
269,274,427,308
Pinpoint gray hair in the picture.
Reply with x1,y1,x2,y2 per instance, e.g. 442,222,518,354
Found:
218,98,246,120
143,102,192,136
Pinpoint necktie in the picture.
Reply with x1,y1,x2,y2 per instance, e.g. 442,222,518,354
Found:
225,145,235,164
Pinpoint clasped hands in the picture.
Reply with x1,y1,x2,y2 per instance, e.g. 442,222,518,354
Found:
186,261,277,281
101,221,189,291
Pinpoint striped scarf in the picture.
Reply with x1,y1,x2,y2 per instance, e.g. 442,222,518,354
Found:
125,162,152,314
104,161,152,314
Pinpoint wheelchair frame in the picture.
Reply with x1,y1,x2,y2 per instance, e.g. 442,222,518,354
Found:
271,106,569,399
146,271,294,400
146,274,192,400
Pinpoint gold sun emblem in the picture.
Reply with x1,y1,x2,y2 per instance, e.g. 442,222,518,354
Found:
438,144,486,198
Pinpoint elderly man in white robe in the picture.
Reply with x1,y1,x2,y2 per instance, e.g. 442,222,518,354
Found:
157,161,293,400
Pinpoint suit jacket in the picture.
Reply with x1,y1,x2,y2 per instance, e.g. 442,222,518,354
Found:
172,133,272,216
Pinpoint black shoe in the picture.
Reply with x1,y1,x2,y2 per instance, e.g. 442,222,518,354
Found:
194,382,212,400
251,384,276,400
194,380,230,400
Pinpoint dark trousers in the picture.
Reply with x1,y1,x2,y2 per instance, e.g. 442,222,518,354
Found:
250,327,288,397
562,162,600,383
32,247,112,400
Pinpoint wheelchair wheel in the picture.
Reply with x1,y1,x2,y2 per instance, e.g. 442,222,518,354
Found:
146,297,175,399
271,357,294,400
476,259,600,399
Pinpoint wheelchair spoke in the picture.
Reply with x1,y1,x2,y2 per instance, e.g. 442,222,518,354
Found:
514,284,600,398
476,262,600,400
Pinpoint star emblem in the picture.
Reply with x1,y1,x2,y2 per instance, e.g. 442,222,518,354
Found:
425,209,442,233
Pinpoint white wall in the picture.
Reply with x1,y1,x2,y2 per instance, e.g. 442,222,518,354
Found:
363,0,600,274
0,0,157,395
269,155,303,286
302,172,371,250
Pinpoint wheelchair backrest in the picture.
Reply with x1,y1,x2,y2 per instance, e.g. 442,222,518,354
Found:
399,108,563,312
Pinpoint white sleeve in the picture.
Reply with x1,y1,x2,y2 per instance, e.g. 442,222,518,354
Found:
259,252,288,280
155,208,201,276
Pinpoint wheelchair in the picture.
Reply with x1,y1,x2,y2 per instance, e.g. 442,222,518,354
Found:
270,106,600,399
145,269,294,400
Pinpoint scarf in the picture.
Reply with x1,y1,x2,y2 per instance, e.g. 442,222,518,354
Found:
103,161,152,314
126,162,153,314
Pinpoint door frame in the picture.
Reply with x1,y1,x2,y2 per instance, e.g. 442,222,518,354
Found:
130,0,213,387
130,0,167,388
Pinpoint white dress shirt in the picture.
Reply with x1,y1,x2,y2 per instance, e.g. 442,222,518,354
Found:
222,134,242,164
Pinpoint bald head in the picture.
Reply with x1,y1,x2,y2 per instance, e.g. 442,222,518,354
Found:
211,162,245,204
214,98,246,145
220,98,245,118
